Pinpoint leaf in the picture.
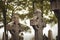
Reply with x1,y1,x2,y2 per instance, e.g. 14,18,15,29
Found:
7,5,14,10
8,0,15,3
20,24,30,32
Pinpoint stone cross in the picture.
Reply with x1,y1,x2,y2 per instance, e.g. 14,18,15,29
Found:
2,14,23,40
2,22,23,40
30,9,46,40
10,23,24,40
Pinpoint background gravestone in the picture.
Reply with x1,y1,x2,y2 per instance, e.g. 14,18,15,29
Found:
48,30,53,40
43,34,48,40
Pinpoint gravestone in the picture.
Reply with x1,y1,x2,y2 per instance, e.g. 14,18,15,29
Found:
48,30,53,40
43,34,48,40
30,9,46,40
2,32,8,40
2,23,23,40
2,14,23,40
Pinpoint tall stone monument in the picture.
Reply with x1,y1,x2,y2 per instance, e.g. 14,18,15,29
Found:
30,9,46,40
2,14,23,40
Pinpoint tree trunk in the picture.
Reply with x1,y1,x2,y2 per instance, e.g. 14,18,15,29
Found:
54,10,60,40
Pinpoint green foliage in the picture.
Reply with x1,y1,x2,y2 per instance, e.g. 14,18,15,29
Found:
20,24,31,32
0,1,5,10
0,0,58,28
7,5,14,10
19,14,26,20
8,0,15,3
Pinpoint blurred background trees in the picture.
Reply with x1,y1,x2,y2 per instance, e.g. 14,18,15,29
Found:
0,0,57,31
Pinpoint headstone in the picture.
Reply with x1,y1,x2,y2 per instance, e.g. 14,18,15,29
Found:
2,14,23,40
43,34,48,40
30,9,46,40
48,30,53,40
2,32,8,40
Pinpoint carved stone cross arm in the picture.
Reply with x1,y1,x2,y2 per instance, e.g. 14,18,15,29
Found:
6,24,12,31
30,16,40,30
30,16,38,26
42,18,46,28
19,25,24,32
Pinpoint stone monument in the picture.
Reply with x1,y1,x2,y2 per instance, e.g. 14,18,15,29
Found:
30,9,46,40
48,30,53,40
2,14,23,40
